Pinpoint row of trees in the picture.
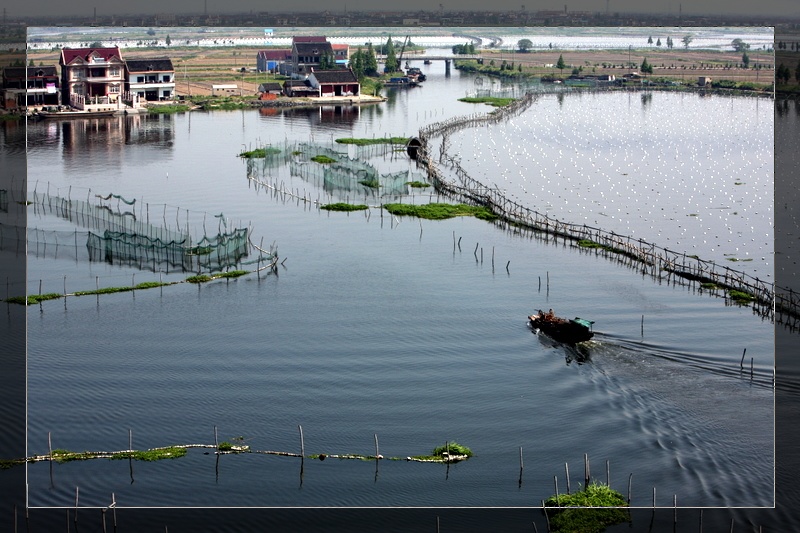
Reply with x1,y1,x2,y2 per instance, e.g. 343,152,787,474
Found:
453,42,476,55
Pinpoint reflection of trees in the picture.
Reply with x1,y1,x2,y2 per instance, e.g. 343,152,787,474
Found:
641,93,652,108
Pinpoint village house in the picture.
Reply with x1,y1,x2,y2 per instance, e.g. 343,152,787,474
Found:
291,36,335,77
282,79,318,97
698,76,713,86
257,82,283,100
331,43,350,67
124,57,176,102
1,65,60,110
59,46,126,110
307,68,360,97
256,49,292,73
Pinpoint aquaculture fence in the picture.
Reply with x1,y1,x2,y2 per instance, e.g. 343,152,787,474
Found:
25,187,253,274
415,91,796,329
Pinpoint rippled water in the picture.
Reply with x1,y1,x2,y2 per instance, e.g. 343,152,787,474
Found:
20,57,774,513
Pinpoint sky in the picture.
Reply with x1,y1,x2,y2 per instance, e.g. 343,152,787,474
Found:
8,0,800,19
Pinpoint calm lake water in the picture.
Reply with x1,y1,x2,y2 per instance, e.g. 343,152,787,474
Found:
13,52,780,525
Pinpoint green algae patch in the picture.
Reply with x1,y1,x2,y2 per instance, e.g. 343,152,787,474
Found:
239,146,282,158
311,155,337,164
458,96,516,107
321,203,369,212
729,289,756,304
384,203,496,221
406,181,431,188
335,137,410,145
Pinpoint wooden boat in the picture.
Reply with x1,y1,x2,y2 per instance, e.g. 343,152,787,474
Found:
36,108,118,119
384,76,421,87
423,59,432,65
528,310,594,344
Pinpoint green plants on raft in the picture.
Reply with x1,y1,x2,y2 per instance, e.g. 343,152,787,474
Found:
431,442,473,457
406,181,431,188
457,96,515,107
728,289,755,303
321,203,369,211
239,146,282,158
383,203,496,221
311,155,337,164
186,274,212,284
335,137,410,145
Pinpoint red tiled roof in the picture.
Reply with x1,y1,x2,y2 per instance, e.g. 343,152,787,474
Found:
60,47,123,65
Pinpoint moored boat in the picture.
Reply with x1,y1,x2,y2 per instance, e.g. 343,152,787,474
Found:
528,310,594,344
36,108,118,119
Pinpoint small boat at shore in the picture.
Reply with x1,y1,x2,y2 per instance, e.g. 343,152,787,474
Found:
35,108,118,119
528,310,594,344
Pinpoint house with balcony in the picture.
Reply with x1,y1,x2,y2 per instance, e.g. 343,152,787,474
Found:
125,58,176,102
1,65,60,109
60,46,126,111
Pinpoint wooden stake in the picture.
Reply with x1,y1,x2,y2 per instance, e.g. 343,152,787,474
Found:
214,426,218,449
299,425,305,458
740,348,747,370
374,434,379,459
565,462,570,494
606,459,610,488
627,473,632,504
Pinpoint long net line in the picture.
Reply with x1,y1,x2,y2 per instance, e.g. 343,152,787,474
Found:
415,90,796,329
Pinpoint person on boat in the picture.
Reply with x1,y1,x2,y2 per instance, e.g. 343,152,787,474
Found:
547,309,555,320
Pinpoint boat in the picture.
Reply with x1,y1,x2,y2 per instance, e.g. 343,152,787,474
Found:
528,310,594,344
35,108,118,119
384,76,421,88
423,59,432,65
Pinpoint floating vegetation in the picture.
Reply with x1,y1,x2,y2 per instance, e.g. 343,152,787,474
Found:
335,137,410,146
726,257,753,262
729,289,756,304
544,482,629,533
431,442,473,458
321,203,369,212
186,275,213,284
406,181,431,188
239,147,282,158
110,447,188,461
7,293,62,305
218,442,234,452
458,96,516,107
217,270,249,279
311,155,337,164
701,282,722,290
384,203,497,221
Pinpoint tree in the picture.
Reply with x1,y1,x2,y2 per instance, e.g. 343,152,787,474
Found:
556,54,565,76
319,52,335,70
640,58,653,74
656,38,662,47
742,51,750,68
365,43,378,76
777,63,790,84
682,35,693,49
384,37,398,72
666,36,674,49
165,34,171,47
146,28,156,36
351,47,365,79
647,36,653,46
517,38,533,52
731,38,749,53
